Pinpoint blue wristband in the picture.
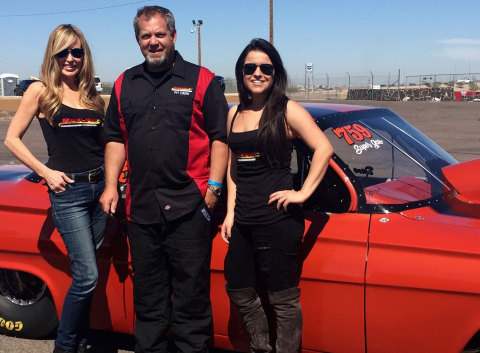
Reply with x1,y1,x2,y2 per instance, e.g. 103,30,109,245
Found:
208,179,222,187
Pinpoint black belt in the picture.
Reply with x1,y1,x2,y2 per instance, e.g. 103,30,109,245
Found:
67,169,104,184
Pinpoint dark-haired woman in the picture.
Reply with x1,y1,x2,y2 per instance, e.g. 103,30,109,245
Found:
4,24,106,353
221,38,333,353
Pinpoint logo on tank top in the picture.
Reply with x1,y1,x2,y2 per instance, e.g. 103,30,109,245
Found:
58,118,101,127
171,86,193,96
235,152,261,162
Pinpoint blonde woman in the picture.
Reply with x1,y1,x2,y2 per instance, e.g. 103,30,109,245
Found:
4,24,106,353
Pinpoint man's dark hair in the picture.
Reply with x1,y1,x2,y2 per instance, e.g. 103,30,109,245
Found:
133,6,176,40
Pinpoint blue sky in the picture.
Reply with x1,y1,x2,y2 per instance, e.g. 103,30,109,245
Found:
1,0,479,84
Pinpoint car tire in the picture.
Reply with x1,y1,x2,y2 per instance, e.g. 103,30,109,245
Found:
0,269,58,338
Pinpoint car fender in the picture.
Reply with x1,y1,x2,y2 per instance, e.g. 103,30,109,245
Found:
0,255,71,317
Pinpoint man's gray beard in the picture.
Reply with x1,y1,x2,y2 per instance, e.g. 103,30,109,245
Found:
145,54,167,68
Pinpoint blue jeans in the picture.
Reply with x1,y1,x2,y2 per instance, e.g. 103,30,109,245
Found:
48,172,107,352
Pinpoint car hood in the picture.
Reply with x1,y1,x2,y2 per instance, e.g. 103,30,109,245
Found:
0,165,50,212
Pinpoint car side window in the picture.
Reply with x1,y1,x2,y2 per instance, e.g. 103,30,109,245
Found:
293,144,350,213
324,123,434,205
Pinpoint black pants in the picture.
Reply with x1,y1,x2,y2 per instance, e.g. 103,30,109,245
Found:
225,215,304,292
127,202,212,353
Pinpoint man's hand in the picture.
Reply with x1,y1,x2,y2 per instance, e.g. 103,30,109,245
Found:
101,142,126,216
100,186,119,216
204,188,219,211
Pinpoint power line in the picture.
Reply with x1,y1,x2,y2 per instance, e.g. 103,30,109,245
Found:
0,0,148,17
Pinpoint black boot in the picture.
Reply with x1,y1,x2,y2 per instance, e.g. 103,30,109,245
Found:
227,287,272,353
53,346,73,353
268,287,302,353
76,342,88,353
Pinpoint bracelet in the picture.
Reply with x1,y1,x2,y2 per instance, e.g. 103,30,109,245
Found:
208,179,222,188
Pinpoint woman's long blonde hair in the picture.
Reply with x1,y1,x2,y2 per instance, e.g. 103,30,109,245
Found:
38,24,104,124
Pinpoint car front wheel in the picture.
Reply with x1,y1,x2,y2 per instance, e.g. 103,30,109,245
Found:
0,269,58,338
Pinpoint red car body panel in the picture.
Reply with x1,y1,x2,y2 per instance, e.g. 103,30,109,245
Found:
364,176,432,204
367,208,480,352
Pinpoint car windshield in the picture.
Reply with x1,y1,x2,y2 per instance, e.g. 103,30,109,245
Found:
322,109,457,206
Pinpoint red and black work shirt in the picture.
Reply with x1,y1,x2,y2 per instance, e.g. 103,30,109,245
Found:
103,52,228,223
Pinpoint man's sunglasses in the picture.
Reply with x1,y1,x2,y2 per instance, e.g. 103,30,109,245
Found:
243,63,274,76
55,48,84,59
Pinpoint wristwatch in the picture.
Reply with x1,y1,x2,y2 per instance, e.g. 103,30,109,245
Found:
207,184,222,197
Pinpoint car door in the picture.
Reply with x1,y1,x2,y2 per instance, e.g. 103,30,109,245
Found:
366,209,480,353
300,211,368,353
298,155,369,353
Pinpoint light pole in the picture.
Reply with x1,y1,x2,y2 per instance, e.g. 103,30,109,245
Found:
346,72,351,98
269,0,274,44
191,20,203,66
370,71,374,100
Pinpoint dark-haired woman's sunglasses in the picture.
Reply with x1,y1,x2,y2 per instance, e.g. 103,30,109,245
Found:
243,63,274,76
55,48,84,59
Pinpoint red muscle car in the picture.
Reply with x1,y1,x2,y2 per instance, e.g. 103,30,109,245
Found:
1,103,480,353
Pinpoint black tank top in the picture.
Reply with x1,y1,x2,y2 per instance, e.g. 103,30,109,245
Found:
39,104,104,173
228,109,297,225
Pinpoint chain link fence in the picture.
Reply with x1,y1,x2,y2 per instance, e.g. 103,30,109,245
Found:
224,71,480,101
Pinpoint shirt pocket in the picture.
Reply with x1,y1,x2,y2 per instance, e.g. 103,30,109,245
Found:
121,100,149,133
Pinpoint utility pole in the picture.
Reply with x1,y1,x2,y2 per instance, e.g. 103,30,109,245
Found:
191,20,203,66
269,0,273,44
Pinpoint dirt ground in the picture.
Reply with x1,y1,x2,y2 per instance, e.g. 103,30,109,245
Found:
0,96,479,164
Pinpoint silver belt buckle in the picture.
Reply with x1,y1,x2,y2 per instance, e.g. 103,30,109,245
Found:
88,171,97,183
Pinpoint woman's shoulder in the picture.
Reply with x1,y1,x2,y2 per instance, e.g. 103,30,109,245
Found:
286,99,301,109
24,81,45,96
286,99,310,117
27,80,45,91
226,104,240,133
18,81,45,109
227,104,239,120
285,99,314,137
228,104,239,114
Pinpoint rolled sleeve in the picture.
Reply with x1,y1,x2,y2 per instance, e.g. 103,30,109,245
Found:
203,79,228,142
103,88,125,144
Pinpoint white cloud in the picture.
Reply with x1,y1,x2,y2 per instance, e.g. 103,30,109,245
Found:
438,47,480,60
435,38,480,60
437,38,480,46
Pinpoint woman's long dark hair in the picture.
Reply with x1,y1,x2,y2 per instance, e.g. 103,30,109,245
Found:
235,38,289,167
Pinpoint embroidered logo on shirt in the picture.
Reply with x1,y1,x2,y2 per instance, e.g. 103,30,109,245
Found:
236,152,261,162
171,86,193,95
58,118,101,127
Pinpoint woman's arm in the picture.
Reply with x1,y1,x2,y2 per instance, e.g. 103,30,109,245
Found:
221,150,237,243
268,100,333,211
221,105,239,243
4,82,73,192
